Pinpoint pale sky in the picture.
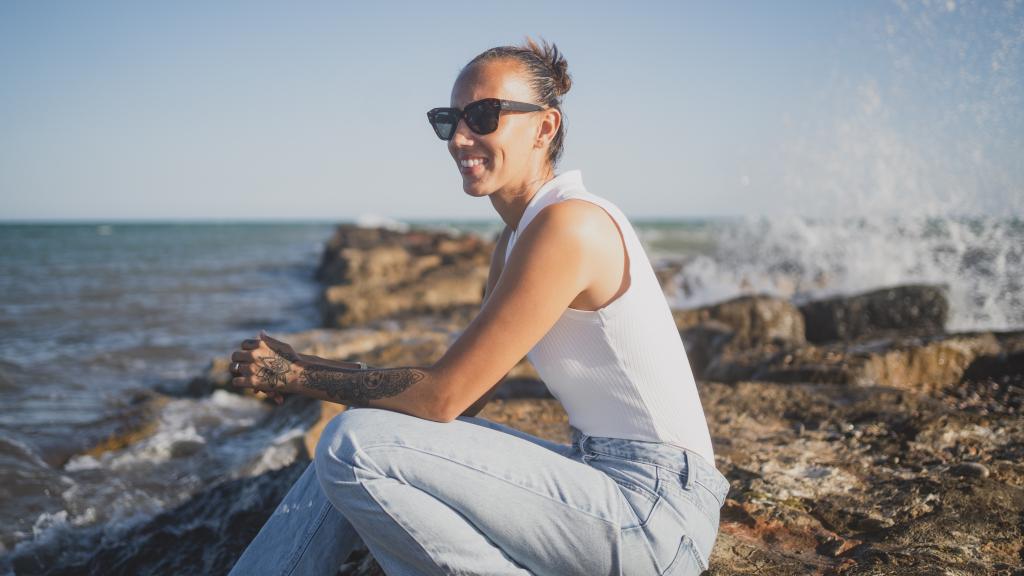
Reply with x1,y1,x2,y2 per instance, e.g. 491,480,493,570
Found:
1,0,1021,221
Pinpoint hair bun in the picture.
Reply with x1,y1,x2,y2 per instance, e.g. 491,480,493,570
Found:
525,37,572,97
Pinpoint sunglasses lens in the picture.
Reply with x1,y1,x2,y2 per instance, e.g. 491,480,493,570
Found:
464,100,499,135
428,109,458,140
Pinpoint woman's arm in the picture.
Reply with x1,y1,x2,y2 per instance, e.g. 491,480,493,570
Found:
457,225,512,418
232,201,614,422
233,333,447,420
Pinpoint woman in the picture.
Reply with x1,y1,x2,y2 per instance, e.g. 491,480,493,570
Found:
227,38,729,576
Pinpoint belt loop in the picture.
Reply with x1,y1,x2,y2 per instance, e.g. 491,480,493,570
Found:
580,433,593,462
682,451,694,490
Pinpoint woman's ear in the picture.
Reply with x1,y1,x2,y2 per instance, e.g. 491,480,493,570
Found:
535,108,561,149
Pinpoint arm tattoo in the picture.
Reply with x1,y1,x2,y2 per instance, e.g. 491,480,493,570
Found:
298,365,427,407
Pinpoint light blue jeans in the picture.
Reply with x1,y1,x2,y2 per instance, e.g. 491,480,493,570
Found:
229,408,730,575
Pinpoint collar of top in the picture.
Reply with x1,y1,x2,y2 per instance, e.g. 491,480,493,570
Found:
513,169,585,233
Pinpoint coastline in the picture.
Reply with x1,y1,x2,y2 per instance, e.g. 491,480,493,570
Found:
2,221,1022,575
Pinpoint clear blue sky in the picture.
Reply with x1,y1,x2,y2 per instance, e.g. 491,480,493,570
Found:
1,0,1021,221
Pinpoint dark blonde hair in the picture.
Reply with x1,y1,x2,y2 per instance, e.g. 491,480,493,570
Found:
464,37,572,167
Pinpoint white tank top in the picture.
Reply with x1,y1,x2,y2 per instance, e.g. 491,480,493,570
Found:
504,170,715,465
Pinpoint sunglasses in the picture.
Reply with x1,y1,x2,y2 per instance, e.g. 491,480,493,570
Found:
427,98,546,141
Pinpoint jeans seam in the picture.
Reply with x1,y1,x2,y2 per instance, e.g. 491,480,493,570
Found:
662,487,717,526
354,442,620,526
587,448,683,478
352,464,453,575
279,498,333,576
693,478,728,507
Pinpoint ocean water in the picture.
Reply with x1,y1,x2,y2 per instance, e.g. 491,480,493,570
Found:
0,217,1020,561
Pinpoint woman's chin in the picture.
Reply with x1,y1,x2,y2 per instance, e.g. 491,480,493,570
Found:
461,178,491,198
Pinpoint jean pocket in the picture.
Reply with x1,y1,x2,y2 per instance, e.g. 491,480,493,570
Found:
661,534,706,576
588,453,660,529
657,467,721,528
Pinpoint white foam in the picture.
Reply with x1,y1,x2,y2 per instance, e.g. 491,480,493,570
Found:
658,216,1022,331
355,214,410,232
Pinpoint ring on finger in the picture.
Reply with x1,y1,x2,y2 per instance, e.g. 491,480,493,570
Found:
232,362,240,373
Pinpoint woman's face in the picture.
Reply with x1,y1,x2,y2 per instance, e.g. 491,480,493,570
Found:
448,60,552,198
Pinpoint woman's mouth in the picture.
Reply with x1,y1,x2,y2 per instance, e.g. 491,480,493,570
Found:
459,157,488,177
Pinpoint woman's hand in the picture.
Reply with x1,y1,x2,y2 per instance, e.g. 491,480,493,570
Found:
230,331,304,404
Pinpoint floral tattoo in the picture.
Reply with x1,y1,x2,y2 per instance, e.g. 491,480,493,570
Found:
298,366,427,407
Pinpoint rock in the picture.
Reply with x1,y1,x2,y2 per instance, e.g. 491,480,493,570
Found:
321,260,490,328
702,376,1024,575
316,225,494,328
799,284,949,344
674,295,807,350
673,295,806,379
304,401,347,459
6,461,310,576
476,399,570,443
82,392,169,459
949,462,990,479
679,320,735,379
705,332,1001,392
316,225,492,285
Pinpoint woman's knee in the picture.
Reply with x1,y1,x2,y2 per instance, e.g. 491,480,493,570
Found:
313,408,415,472
316,407,374,465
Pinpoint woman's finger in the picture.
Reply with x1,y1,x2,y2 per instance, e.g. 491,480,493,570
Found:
229,361,253,375
231,350,253,363
240,338,260,351
231,376,252,388
258,331,292,354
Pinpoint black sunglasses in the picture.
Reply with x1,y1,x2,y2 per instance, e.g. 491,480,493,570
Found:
427,98,546,141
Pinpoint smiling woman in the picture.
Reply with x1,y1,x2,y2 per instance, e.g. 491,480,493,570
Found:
227,37,728,576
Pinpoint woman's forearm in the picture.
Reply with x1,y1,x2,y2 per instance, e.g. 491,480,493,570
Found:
280,356,451,421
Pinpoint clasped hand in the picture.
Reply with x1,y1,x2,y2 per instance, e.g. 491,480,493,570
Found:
229,330,303,404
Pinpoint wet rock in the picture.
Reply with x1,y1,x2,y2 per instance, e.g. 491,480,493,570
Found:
799,284,949,344
6,461,309,576
81,392,169,459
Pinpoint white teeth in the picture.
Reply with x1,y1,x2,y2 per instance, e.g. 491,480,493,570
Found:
460,158,485,168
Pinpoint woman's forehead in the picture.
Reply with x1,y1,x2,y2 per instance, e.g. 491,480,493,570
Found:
450,60,533,107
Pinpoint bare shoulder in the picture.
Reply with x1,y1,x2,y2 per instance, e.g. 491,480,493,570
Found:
529,199,623,253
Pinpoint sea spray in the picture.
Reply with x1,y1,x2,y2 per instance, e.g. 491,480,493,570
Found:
640,216,1023,331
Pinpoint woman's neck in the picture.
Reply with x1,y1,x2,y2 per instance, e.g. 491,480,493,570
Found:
490,165,555,232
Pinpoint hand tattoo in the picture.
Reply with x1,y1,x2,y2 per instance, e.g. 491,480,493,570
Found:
255,355,293,391
298,366,427,407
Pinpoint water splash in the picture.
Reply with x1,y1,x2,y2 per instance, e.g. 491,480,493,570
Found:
650,216,1023,331
780,0,1023,217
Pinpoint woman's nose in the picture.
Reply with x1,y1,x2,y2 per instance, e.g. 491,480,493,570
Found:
450,116,475,146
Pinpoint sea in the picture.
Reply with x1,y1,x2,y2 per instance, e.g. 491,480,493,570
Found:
0,216,1021,566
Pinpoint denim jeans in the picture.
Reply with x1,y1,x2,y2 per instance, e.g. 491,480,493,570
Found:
229,408,730,575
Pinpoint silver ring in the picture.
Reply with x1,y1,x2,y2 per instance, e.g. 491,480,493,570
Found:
232,362,240,373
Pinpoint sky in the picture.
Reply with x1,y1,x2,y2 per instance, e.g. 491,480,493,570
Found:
1,0,1021,222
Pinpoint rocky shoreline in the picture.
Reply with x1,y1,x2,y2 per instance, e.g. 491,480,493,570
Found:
10,224,1022,575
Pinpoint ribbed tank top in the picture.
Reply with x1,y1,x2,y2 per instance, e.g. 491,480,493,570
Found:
505,170,715,465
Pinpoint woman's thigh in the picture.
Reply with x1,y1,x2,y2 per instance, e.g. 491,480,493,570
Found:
314,408,637,575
